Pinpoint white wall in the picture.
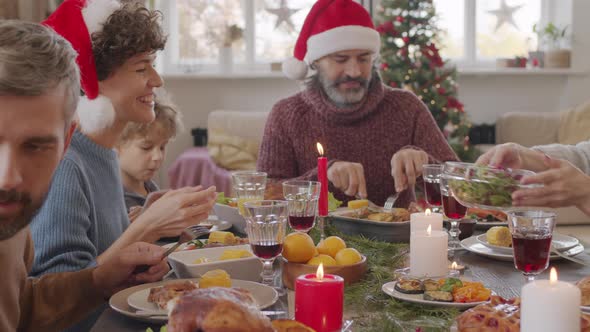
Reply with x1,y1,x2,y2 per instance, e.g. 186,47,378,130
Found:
156,0,590,187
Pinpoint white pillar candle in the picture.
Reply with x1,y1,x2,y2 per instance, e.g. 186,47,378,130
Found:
410,225,448,277
410,209,443,233
521,268,581,332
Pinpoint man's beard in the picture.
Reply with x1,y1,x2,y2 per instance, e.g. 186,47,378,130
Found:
319,71,371,108
0,189,42,240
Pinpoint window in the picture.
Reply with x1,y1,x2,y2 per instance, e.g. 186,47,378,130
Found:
434,0,546,66
158,0,319,74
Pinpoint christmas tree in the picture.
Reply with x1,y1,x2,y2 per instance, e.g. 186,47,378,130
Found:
375,0,478,161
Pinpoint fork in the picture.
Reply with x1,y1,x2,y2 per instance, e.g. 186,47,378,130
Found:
550,245,590,267
354,194,381,210
383,192,400,212
133,225,210,274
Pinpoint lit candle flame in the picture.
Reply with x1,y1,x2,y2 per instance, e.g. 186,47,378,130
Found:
316,142,324,156
451,261,457,270
427,224,432,236
550,267,558,284
316,263,324,279
425,208,431,216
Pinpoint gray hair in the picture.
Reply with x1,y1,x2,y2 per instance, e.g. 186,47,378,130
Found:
0,20,80,124
304,61,382,92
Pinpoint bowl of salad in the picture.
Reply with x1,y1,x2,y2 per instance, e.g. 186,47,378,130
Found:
213,193,246,235
442,162,540,211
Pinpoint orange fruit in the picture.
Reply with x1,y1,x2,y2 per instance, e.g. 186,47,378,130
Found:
335,248,363,265
307,254,337,266
317,236,346,258
282,232,316,263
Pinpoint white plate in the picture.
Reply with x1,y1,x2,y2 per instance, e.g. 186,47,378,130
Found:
476,233,579,254
382,280,493,310
125,279,278,317
461,236,585,261
329,208,410,224
202,219,232,232
474,220,508,229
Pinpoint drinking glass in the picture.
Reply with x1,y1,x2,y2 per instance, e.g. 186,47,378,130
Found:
423,164,443,213
232,171,267,215
243,200,288,288
507,210,556,283
282,181,320,233
440,176,468,251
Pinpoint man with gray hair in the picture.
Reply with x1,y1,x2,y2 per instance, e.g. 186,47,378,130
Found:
258,0,458,207
0,21,170,332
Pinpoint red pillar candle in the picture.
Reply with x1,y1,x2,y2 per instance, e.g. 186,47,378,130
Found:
317,143,328,216
295,264,344,332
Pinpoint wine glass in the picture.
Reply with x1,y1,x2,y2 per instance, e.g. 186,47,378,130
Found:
282,181,320,233
423,164,443,213
507,210,556,283
232,171,267,216
242,200,288,288
440,176,467,251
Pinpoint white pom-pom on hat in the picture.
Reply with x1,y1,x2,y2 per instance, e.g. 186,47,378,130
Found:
282,57,309,80
76,95,116,134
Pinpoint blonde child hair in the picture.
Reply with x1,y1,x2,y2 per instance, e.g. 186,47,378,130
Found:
118,92,183,145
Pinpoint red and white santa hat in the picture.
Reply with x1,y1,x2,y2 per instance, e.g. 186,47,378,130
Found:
282,0,381,80
43,0,121,133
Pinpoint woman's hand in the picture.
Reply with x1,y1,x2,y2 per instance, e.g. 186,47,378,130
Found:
133,185,217,240
513,155,590,215
476,143,547,172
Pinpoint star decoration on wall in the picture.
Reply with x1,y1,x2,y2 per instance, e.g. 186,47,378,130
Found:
266,0,299,31
488,0,523,32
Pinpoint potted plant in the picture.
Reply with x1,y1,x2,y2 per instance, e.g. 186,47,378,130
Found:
533,23,570,68
218,24,244,73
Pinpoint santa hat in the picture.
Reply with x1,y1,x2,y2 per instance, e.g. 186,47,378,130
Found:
282,0,380,80
43,0,121,133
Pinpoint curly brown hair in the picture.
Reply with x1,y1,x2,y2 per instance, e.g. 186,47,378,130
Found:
91,1,167,81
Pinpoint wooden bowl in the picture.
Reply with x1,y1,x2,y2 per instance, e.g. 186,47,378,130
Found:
281,255,368,290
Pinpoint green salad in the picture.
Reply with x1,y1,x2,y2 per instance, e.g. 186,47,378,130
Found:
448,166,521,208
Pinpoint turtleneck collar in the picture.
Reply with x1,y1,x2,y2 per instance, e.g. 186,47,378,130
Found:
302,75,385,125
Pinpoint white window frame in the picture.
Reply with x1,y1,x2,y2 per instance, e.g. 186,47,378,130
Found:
156,0,367,75
156,0,562,75
453,0,552,68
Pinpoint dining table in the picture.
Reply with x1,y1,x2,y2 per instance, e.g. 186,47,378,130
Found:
90,232,590,332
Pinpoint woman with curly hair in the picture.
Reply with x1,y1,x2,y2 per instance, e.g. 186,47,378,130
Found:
29,0,216,324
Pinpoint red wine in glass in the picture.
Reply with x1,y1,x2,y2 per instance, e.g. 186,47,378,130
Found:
424,179,442,206
442,194,467,219
289,215,315,232
251,241,283,259
512,234,552,274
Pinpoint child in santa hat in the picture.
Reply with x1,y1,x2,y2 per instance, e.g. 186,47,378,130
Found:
30,3,216,329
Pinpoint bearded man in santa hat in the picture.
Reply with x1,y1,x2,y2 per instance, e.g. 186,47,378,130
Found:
29,1,217,330
258,0,459,208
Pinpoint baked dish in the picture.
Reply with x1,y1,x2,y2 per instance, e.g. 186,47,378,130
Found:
271,319,316,332
577,276,590,306
147,281,198,309
167,287,273,332
457,295,590,332
346,207,410,223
